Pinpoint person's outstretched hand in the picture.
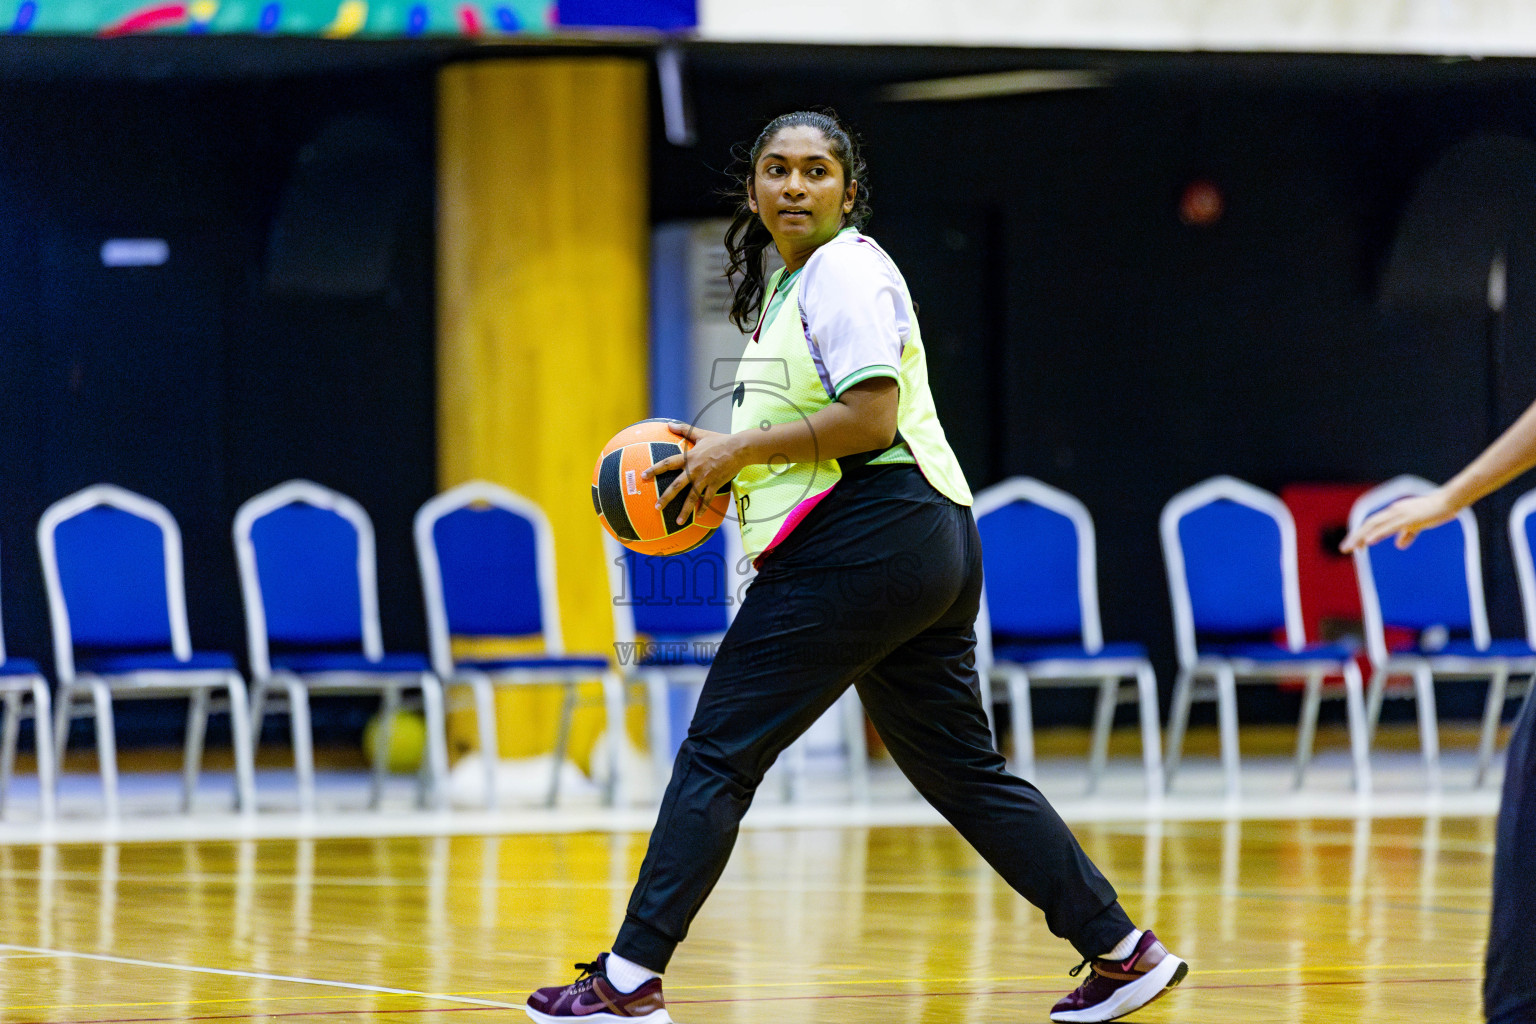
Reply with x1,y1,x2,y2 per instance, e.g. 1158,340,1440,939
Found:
1339,488,1459,553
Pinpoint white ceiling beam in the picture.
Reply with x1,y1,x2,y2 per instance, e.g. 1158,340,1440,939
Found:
698,0,1536,57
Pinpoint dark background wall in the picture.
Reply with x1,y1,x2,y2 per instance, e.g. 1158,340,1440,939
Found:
0,65,439,744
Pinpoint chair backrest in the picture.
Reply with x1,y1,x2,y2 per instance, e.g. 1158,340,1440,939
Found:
1350,474,1487,665
1509,488,1536,649
415,480,565,678
233,479,381,679
972,477,1102,652
1161,476,1305,669
605,526,747,653
37,484,192,682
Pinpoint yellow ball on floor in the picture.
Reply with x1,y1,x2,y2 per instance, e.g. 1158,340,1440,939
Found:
363,709,427,773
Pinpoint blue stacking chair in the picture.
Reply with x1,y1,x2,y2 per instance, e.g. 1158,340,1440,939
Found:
1162,476,1371,797
38,485,255,816
973,478,1163,796
1353,476,1536,789
416,480,624,807
605,529,870,802
0,543,54,820
234,480,448,813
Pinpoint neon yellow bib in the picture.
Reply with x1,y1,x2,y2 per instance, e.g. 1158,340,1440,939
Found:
729,232,972,559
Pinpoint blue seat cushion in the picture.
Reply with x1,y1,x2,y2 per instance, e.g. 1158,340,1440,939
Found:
458,655,611,673
0,657,42,677
992,641,1148,664
78,651,239,674
1422,638,1536,659
272,652,432,674
1205,641,1357,663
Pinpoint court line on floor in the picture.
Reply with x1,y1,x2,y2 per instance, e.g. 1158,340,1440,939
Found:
0,944,521,1012
22,957,1489,1005
3,964,1486,1019
0,994,509,1019
11,1008,496,1023
4,976,1486,1024
4,964,1484,1021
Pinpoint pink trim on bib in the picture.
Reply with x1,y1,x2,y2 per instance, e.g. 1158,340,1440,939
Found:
753,484,837,568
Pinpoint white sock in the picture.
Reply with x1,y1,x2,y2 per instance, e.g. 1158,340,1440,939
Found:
1102,929,1143,961
605,952,660,994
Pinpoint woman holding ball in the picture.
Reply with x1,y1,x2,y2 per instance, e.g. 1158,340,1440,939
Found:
526,110,1187,1024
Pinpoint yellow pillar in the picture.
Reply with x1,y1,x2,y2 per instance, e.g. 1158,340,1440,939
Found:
437,58,648,767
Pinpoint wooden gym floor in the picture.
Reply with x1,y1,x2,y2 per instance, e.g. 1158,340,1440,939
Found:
0,816,1492,1023
0,723,1506,1023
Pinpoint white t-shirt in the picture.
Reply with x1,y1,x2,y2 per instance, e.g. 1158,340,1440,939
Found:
797,230,910,399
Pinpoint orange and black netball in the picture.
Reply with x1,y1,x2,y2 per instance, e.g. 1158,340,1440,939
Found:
592,419,729,556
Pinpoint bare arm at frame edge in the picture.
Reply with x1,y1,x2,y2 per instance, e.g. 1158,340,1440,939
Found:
1341,396,1536,552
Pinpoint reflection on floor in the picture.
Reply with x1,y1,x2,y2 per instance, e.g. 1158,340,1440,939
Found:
0,814,1493,1023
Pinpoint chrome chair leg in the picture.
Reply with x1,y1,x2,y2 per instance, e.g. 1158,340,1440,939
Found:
31,681,55,821
1476,664,1510,788
1164,668,1196,791
1410,661,1440,791
1133,661,1164,797
548,683,577,808
841,689,870,803
181,687,211,813
369,687,401,810
0,691,19,817
1342,659,1373,795
601,671,626,807
417,674,450,811
644,670,673,800
279,674,316,815
1004,667,1034,781
225,673,256,814
87,677,119,818
1213,665,1241,800
1293,671,1324,789
461,673,498,809
1086,677,1117,795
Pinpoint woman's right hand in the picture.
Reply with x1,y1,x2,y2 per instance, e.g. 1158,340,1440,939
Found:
643,422,745,527
1339,488,1460,553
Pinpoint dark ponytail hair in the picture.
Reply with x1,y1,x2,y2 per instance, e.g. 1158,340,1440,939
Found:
724,109,871,331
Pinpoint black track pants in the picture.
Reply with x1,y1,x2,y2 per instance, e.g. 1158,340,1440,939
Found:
1486,686,1536,1023
611,467,1133,971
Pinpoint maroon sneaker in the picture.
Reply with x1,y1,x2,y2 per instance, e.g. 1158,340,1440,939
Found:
1049,930,1188,1022
525,954,672,1023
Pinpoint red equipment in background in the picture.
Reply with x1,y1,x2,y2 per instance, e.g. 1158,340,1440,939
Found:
1281,483,1373,645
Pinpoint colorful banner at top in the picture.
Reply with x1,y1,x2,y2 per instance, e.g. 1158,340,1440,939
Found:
11,0,692,36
